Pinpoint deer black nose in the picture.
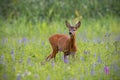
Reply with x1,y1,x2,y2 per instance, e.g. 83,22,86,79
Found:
69,32,72,35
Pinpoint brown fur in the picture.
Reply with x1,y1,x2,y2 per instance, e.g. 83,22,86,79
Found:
46,21,81,61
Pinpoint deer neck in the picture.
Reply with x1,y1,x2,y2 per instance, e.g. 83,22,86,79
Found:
69,34,77,51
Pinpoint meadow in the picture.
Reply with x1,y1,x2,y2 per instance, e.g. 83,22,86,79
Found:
0,15,120,80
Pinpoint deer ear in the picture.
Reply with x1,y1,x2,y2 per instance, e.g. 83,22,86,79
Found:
65,20,71,28
75,21,81,29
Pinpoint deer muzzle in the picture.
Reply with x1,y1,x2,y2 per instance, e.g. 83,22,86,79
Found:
69,31,75,36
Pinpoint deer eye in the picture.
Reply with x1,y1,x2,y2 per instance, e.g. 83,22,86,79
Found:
73,28,76,31
73,29,76,31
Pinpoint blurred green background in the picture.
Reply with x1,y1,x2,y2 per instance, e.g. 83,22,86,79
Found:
0,0,120,21
0,0,120,80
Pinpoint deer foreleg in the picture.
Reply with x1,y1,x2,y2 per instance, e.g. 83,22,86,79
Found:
46,50,58,61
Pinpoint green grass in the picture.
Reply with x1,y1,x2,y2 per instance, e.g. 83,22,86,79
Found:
0,16,120,80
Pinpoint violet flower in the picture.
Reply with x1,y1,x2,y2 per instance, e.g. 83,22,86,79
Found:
92,63,96,68
64,56,69,63
27,57,30,64
104,66,109,75
80,56,84,61
59,48,62,52
11,49,14,55
23,37,27,42
3,74,7,80
51,60,55,67
46,75,50,80
19,58,23,63
1,54,4,58
90,69,95,75
34,74,39,79
105,33,111,37
11,49,15,61
22,37,27,46
42,41,45,46
64,59,69,63
24,70,31,76
94,53,96,57
113,63,119,72
0,54,4,64
18,39,22,44
84,50,88,54
17,74,21,80
97,55,102,63
84,50,90,54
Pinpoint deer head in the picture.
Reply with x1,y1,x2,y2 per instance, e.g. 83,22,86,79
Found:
65,21,81,37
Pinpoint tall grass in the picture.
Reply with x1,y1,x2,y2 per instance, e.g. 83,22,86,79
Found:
0,15,120,80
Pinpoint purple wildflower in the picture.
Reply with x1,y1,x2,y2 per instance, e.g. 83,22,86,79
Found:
51,60,55,67
18,39,22,44
3,74,7,80
1,54,4,59
34,74,39,79
115,36,120,41
84,50,90,54
84,50,87,54
24,70,31,76
94,53,96,57
42,41,45,46
71,52,75,57
93,38,101,44
59,48,62,52
22,37,27,46
110,78,113,80
23,37,27,42
104,66,109,75
82,38,88,42
11,49,15,61
11,49,14,55
19,58,23,63
90,69,95,75
0,61,3,64
0,54,4,64
105,33,111,37
113,63,119,72
64,56,69,63
80,56,84,61
46,74,50,80
27,57,30,64
97,55,102,63
17,74,21,80
92,63,96,68
64,58,69,63
62,56,64,61
4,38,8,43
2,38,8,45
69,77,77,80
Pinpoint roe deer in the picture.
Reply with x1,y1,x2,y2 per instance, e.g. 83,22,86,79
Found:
46,21,81,62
